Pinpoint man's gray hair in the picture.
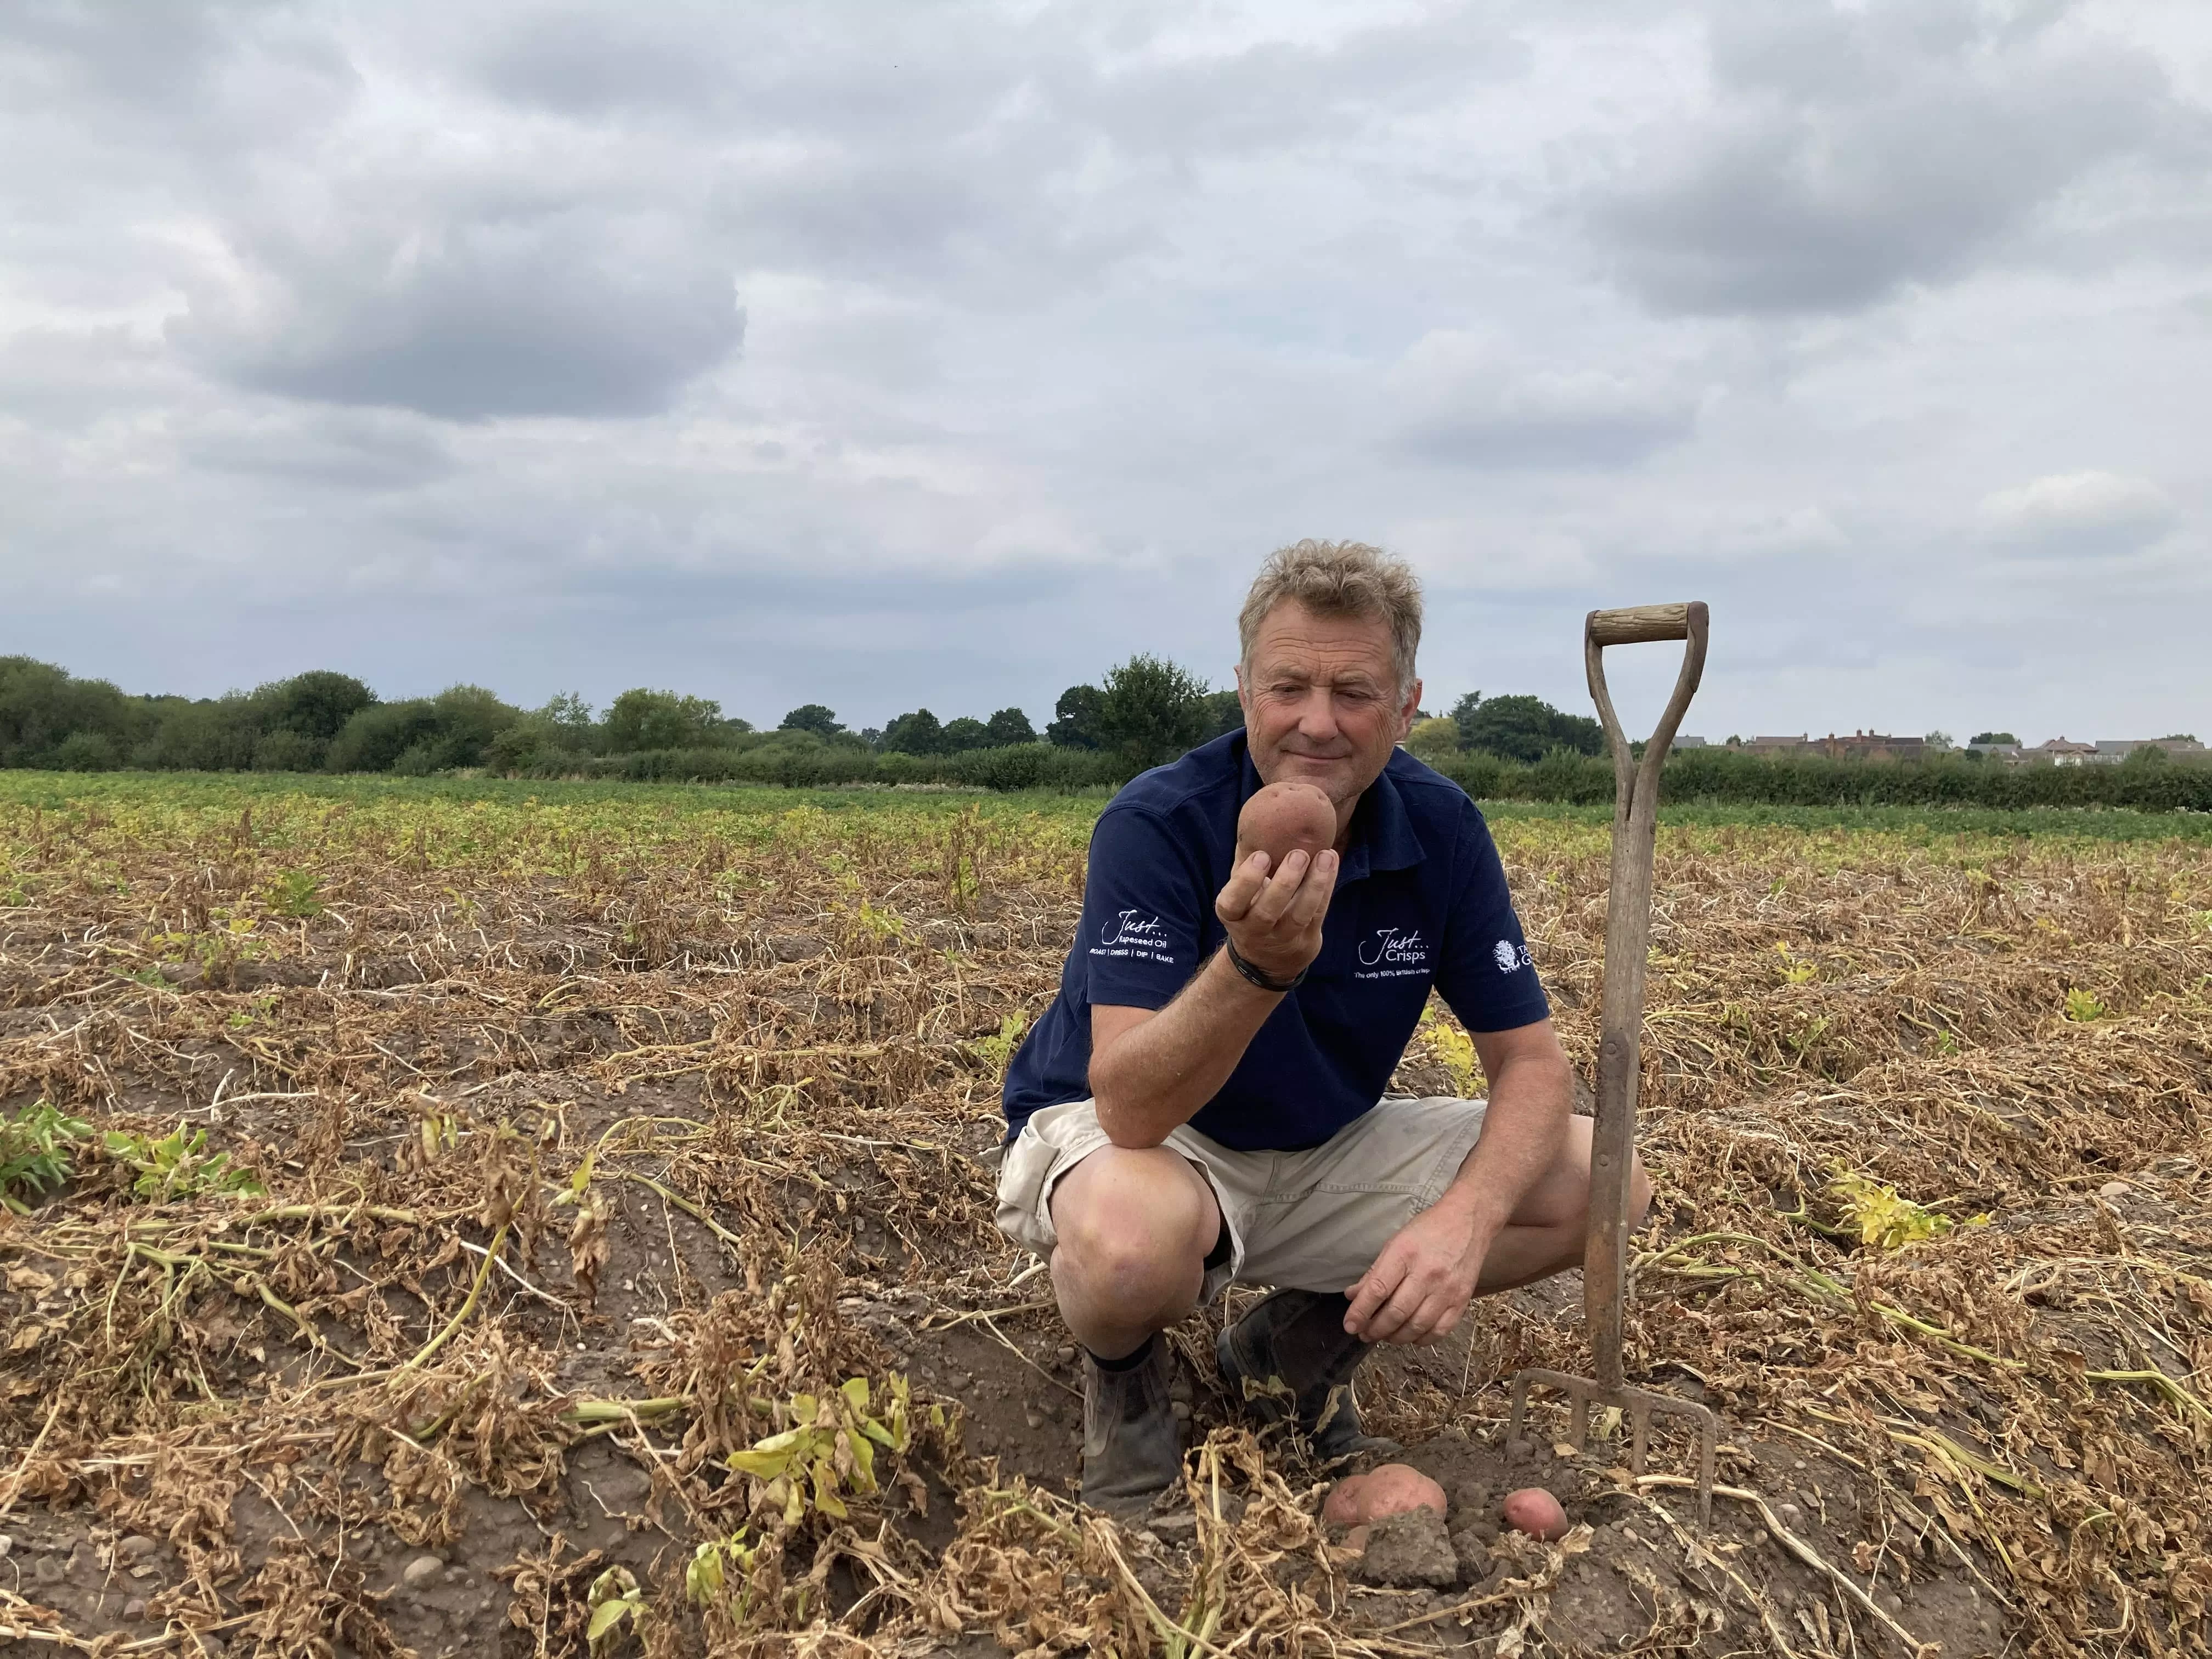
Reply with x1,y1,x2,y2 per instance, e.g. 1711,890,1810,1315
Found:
1238,539,1423,693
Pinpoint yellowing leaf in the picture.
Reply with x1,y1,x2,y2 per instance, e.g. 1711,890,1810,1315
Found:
686,1544,724,1605
586,1601,631,1642
1827,1164,1957,1251
727,1446,797,1479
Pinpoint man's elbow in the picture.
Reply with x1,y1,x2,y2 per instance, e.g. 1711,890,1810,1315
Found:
1088,1066,1169,1149
1099,1115,1168,1151
1493,1047,1575,1122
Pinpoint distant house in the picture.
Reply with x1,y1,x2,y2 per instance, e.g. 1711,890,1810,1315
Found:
2091,739,2209,764
1742,735,1809,757
2029,738,2098,767
1812,731,1926,763
1671,736,1709,749
1967,741,2024,763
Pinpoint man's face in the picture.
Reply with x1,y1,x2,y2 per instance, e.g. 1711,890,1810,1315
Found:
1237,601,1421,814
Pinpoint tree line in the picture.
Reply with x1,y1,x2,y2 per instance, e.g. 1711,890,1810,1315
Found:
6,652,2208,810
0,653,1221,777
0,652,1605,778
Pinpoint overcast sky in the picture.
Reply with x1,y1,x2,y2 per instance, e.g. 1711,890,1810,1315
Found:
5,1,2209,743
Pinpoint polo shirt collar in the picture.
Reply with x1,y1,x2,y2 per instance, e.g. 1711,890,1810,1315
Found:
1235,743,1427,884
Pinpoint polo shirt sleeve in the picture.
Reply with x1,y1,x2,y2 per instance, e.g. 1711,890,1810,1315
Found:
1433,808,1553,1033
1075,804,1209,1011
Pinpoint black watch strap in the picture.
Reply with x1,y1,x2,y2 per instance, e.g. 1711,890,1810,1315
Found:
1223,939,1306,994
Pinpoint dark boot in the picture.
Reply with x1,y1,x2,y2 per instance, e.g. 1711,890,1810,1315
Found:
1081,1338,1183,1518
1216,1289,1400,1463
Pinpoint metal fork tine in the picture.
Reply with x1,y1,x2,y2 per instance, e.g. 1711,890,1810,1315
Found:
1693,1407,1718,1528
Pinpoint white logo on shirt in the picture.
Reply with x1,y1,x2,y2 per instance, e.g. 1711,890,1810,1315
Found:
1493,939,1533,974
1359,928,1429,968
1354,926,1430,980
1091,909,1177,965
1101,910,1165,947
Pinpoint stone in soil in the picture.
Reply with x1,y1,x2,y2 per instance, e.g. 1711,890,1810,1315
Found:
402,1553,447,1588
1355,1507,1460,1588
1451,1526,1499,1581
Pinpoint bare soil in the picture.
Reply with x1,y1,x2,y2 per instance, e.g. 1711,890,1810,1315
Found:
0,793,2207,1657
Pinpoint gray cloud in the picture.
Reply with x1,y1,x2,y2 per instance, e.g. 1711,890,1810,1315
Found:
1386,331,1702,468
172,213,746,420
3,1,2211,746
0,2,359,153
1978,470,2177,559
178,408,458,490
2,2,251,114
472,9,731,118
0,325,174,424
1591,0,2196,314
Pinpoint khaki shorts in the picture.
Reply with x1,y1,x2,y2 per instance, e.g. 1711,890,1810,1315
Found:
995,1096,1488,1302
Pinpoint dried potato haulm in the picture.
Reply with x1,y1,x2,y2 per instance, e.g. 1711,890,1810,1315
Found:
0,775,2207,1658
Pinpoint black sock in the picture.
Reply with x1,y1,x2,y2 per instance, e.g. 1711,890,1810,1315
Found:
1088,1333,1155,1372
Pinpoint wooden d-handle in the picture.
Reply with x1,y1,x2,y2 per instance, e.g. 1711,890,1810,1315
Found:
1588,603,1695,647
1583,600,1710,816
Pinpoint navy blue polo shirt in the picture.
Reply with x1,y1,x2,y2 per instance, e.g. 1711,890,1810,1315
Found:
1002,731,1551,1150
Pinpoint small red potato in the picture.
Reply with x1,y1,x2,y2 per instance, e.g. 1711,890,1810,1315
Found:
1322,1474,1371,1526
1324,1464,1446,1527
1360,1464,1447,1520
1501,1486,1570,1542
1235,781,1336,873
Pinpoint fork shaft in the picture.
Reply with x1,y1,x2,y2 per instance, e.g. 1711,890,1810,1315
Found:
1580,603,1708,1392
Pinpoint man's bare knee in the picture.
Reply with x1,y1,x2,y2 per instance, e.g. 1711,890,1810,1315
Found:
1050,1146,1216,1318
1626,1153,1653,1228
1499,1115,1651,1234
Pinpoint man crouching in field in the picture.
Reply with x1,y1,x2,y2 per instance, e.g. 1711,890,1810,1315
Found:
995,538,1651,1517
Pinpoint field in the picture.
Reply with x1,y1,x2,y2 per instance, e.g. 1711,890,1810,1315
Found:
0,772,2207,1659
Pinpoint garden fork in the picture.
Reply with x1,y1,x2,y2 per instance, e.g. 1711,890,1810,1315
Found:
1507,602,1719,1526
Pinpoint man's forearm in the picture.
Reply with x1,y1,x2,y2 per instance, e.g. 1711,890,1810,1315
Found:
1089,949,1282,1147
1427,1049,1572,1242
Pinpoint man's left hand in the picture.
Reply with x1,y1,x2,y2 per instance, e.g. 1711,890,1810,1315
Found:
1342,1204,1489,1346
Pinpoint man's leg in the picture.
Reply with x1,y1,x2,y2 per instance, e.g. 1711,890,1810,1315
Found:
1216,1103,1655,1455
1472,1114,1653,1293
1047,1144,1221,1357
1043,1143,1223,1516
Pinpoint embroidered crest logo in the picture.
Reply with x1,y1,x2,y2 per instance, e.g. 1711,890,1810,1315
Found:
1493,939,1533,973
